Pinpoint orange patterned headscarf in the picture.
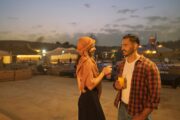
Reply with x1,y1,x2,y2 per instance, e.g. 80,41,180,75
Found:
76,37,99,93
77,36,95,56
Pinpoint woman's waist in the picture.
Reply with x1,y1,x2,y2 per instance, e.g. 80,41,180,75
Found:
84,87,98,92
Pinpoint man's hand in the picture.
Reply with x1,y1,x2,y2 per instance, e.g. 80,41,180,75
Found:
114,99,119,108
132,108,152,120
114,80,122,90
132,114,145,120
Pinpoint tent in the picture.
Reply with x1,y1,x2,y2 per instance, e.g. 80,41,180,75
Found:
46,47,65,56
66,47,78,54
46,47,78,64
0,50,10,56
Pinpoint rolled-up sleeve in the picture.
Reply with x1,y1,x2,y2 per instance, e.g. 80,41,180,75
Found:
145,63,161,109
79,60,94,88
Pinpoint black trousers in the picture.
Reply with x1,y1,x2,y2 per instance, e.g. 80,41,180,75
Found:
78,88,105,120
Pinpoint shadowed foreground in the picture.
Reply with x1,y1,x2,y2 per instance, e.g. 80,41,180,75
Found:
0,75,179,120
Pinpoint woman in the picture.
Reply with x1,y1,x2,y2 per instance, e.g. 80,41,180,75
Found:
76,36,112,120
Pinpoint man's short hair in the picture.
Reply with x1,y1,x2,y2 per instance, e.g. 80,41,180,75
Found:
122,34,140,45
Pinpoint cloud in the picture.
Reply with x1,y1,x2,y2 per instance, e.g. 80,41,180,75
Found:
100,28,120,34
62,32,123,46
143,6,154,10
32,25,43,29
7,17,19,20
27,34,39,39
145,16,168,22
143,24,180,41
0,31,11,34
130,15,140,18
95,32,123,46
84,3,91,8
51,30,57,33
171,17,180,24
113,24,120,28
115,18,127,22
121,23,174,36
104,24,110,28
122,24,145,30
69,22,78,26
1,29,179,46
112,5,117,8
37,25,43,28
145,25,170,32
177,17,180,21
117,9,138,14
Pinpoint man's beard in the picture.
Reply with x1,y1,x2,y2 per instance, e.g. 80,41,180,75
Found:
123,49,135,57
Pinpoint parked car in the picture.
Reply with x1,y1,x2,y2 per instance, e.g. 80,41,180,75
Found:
159,65,180,89
152,59,180,89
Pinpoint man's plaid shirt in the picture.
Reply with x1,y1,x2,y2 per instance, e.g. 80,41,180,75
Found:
114,56,161,116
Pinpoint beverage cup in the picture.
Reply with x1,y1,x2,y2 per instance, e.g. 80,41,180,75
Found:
118,76,126,88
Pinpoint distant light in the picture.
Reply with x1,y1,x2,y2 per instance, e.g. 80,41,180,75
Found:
111,49,117,53
17,55,42,58
152,50,157,54
145,50,157,54
157,44,163,48
42,49,46,56
145,50,151,54
62,50,65,54
3,56,11,64
139,45,142,48
42,49,46,54
35,49,41,53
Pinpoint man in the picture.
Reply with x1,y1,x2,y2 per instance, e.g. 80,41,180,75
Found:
113,34,161,120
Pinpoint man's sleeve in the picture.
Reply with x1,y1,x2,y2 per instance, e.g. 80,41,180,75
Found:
145,63,161,109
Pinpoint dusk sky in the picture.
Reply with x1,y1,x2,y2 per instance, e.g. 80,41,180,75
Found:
0,0,180,46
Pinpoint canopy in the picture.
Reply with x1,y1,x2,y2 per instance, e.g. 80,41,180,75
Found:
0,50,10,56
46,47,65,56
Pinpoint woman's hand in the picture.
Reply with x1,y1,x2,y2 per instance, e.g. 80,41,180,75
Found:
102,66,112,75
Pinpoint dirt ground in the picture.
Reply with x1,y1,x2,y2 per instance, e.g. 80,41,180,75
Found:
0,75,179,120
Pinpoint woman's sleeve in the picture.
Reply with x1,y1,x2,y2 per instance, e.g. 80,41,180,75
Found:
79,61,94,88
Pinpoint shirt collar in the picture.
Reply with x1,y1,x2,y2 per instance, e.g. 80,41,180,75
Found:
137,55,145,62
